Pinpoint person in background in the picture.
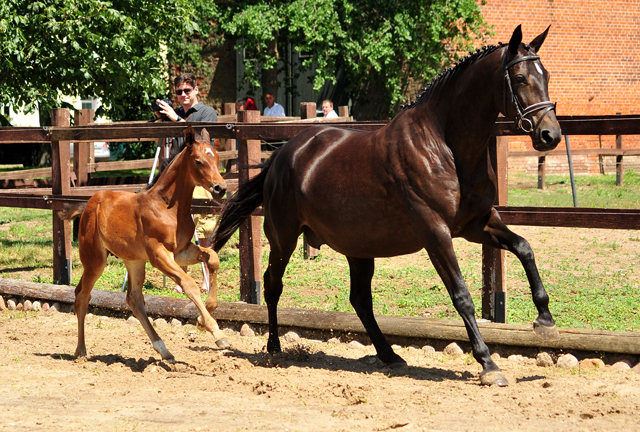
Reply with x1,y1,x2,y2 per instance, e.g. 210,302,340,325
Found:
322,99,338,118
236,99,245,112
156,72,218,294
157,73,217,124
245,97,258,111
263,93,285,117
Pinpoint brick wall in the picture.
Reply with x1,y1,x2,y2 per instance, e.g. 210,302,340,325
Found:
479,0,640,175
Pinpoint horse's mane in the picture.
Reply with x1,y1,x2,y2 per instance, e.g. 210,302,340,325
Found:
147,145,184,189
402,43,505,111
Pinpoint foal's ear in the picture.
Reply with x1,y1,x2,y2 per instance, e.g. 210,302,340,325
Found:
200,128,210,144
508,24,523,55
184,126,196,148
529,25,551,53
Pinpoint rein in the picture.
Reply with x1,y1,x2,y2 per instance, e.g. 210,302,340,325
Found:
502,49,556,134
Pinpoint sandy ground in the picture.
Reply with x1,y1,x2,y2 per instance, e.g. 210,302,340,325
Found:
1,309,640,432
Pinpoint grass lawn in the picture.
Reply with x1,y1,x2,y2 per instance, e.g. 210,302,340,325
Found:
1,171,639,332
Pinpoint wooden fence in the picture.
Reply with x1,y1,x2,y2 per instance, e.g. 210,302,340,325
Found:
1,112,640,323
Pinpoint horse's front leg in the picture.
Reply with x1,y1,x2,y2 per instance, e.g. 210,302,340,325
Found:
150,243,229,348
174,242,221,316
462,209,559,341
425,227,508,386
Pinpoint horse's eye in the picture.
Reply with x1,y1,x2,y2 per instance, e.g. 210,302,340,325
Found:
195,160,203,165
515,75,527,84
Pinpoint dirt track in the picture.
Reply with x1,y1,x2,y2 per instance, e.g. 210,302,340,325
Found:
1,309,639,432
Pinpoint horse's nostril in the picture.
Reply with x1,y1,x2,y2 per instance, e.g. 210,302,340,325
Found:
541,130,553,144
212,184,227,196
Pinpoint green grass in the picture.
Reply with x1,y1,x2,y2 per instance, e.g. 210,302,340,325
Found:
1,173,640,333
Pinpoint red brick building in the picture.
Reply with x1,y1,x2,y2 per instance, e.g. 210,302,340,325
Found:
479,0,640,174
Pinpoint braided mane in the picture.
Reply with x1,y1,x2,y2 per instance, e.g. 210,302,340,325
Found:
402,43,506,111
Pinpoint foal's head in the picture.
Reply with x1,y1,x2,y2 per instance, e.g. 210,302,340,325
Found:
499,25,562,151
184,127,227,199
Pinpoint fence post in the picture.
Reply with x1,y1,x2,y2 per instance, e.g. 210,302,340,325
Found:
223,103,237,174
74,109,94,186
237,110,262,304
338,105,349,118
482,136,508,322
51,108,72,285
616,112,623,186
537,155,546,190
300,102,319,259
300,102,316,120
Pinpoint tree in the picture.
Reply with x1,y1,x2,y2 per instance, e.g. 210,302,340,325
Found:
219,0,490,119
0,0,216,124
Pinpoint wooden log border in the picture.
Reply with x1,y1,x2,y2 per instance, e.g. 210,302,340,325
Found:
1,278,639,355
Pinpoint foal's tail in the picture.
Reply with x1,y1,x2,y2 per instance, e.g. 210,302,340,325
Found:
57,203,87,220
212,150,279,252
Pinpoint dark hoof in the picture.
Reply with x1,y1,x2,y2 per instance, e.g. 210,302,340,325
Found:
533,319,560,341
215,338,230,349
480,370,509,386
380,353,407,368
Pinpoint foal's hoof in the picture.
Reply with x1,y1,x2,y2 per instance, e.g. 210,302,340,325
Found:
480,370,509,387
533,319,560,341
215,338,230,349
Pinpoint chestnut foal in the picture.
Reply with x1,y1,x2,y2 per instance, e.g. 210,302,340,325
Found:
60,127,228,362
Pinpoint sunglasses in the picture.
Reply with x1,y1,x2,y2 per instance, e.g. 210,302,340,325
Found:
175,88,194,96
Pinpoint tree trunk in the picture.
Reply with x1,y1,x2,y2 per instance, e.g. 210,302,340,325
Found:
261,32,280,107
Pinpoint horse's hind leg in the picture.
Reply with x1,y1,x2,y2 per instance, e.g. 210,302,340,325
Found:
263,228,299,355
425,229,508,386
124,260,174,362
347,257,405,366
74,221,107,358
462,209,558,340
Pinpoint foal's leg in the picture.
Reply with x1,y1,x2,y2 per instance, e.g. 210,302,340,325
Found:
462,209,559,340
124,260,174,362
346,257,406,366
174,243,221,317
74,248,107,358
425,229,508,386
151,245,228,348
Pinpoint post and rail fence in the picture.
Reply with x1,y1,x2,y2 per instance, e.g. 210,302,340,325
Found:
1,111,640,323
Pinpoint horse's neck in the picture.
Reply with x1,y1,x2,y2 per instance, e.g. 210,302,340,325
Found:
420,53,502,171
151,153,195,217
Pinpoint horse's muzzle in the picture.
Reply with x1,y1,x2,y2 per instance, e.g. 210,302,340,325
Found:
210,181,227,199
533,125,562,151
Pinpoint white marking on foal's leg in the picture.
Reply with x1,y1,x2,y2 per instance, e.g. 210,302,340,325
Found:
152,340,175,363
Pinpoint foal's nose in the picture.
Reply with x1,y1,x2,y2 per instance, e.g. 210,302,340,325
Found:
210,181,227,198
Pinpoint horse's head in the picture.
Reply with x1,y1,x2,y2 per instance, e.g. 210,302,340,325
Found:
184,127,227,199
499,25,562,151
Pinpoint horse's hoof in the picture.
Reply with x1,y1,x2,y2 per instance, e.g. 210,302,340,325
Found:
533,319,560,341
380,353,407,368
215,338,230,349
480,370,509,386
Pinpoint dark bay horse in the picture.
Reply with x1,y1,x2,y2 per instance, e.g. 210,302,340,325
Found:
213,26,562,386
60,127,229,362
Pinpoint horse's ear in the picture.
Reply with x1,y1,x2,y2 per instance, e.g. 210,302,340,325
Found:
200,128,210,144
508,25,523,55
529,25,551,53
184,126,196,148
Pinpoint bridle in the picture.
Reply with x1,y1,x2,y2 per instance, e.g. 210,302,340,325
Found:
502,48,556,134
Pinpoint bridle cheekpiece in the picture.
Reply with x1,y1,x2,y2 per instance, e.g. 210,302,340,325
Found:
502,48,556,134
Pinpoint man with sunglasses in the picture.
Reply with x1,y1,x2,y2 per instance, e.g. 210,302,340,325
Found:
156,73,218,123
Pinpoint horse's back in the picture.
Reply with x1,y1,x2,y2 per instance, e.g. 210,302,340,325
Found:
265,125,424,257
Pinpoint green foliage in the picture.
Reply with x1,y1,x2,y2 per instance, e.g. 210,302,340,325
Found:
0,0,216,122
220,0,490,115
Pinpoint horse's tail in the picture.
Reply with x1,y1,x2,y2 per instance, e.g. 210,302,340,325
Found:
212,150,279,252
57,202,87,220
